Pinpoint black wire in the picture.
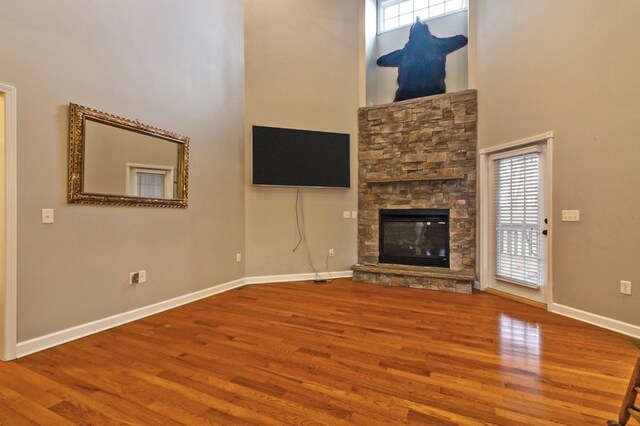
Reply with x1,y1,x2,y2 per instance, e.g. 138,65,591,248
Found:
292,189,303,252
292,188,334,282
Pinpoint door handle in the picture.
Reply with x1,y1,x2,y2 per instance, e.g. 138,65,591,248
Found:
542,230,548,236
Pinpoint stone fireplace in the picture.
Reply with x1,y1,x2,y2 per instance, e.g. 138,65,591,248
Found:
352,89,477,294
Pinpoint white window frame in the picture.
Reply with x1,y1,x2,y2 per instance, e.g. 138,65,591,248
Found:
478,132,554,307
378,0,468,34
0,83,17,361
125,163,175,199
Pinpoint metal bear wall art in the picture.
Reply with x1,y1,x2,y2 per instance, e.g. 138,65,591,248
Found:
377,18,468,102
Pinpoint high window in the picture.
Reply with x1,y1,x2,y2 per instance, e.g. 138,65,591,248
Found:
379,0,467,33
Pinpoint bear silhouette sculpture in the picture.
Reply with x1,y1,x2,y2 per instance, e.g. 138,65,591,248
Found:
377,18,468,102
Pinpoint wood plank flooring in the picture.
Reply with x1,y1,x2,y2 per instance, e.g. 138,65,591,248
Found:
0,279,637,425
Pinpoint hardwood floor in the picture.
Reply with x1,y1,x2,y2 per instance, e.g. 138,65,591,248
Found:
0,279,637,425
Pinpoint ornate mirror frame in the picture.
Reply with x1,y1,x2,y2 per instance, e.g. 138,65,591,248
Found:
68,103,189,208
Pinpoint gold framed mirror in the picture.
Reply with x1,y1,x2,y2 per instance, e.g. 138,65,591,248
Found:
68,103,189,208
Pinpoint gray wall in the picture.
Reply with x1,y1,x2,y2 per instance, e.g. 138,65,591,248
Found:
475,0,640,326
244,0,360,278
0,93,5,356
0,0,246,341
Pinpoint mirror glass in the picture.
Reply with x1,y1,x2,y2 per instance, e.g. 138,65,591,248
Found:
68,104,189,208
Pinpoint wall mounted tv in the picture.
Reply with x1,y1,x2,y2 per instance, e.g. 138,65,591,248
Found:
252,125,350,188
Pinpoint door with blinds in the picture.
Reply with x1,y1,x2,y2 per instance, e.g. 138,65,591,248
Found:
485,142,550,305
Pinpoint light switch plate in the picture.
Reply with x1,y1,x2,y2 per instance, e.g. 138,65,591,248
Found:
41,209,54,224
351,210,358,219
343,211,351,219
621,280,632,295
562,210,580,222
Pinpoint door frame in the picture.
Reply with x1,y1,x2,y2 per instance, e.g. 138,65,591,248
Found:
0,83,17,361
478,131,554,308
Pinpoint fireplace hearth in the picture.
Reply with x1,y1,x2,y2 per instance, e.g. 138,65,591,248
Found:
379,209,449,268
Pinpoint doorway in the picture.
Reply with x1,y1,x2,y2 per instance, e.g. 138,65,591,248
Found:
0,83,17,361
479,132,554,307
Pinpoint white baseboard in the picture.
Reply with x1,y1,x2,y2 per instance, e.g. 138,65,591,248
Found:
244,270,353,285
23,272,637,358
16,278,247,358
16,270,354,358
550,303,640,340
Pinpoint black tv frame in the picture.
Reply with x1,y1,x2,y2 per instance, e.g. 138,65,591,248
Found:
251,125,350,189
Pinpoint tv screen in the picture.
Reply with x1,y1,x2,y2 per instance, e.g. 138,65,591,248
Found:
252,125,350,188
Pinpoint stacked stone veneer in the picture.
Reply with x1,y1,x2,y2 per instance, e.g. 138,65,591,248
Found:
353,89,477,294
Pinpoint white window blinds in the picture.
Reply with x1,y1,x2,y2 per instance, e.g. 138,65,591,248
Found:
137,172,165,199
494,151,543,288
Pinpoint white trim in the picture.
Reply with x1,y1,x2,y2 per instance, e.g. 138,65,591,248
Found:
478,132,554,308
16,278,248,358
478,152,489,291
13,267,639,357
547,135,555,310
377,0,468,35
495,275,540,290
0,83,17,361
15,269,354,357
244,270,354,285
550,303,640,340
11,268,640,356
488,144,541,161
479,132,554,155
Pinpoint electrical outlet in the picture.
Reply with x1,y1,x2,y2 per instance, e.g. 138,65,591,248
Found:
129,272,140,285
236,253,242,262
351,210,358,219
620,280,632,295
138,270,146,283
329,248,334,257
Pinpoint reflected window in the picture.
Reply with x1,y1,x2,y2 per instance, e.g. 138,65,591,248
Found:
127,164,175,199
499,313,540,359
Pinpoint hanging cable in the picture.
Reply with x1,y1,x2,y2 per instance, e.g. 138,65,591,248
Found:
292,189,303,253
291,189,324,281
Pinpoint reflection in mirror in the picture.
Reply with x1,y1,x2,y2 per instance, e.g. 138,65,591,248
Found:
84,120,180,199
68,104,189,208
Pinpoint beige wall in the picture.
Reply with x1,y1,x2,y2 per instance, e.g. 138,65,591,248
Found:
0,0,245,341
363,0,379,106
369,11,469,105
0,93,5,354
244,0,360,277
476,0,640,326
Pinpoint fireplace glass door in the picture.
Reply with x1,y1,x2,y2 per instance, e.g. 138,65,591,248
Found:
379,209,449,267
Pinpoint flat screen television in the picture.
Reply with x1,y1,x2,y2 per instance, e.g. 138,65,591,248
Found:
252,125,350,188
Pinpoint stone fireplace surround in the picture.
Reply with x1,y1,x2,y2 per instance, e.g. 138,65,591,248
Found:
352,89,477,294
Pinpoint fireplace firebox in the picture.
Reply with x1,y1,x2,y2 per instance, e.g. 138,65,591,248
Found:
379,209,450,268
